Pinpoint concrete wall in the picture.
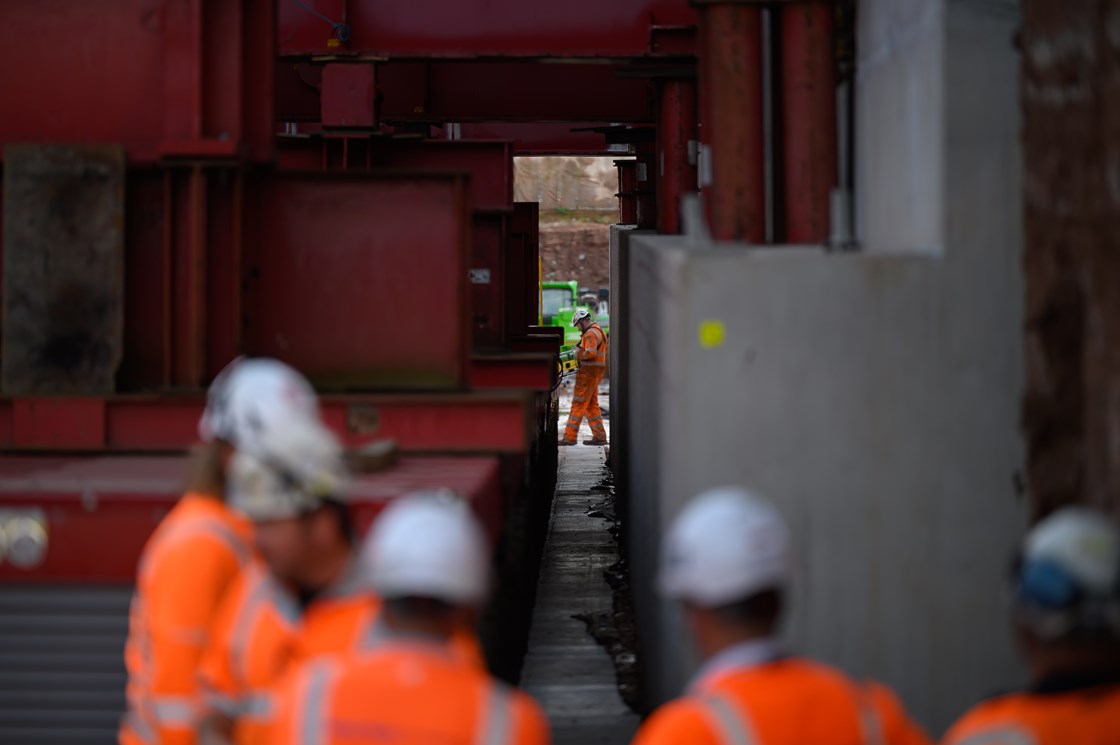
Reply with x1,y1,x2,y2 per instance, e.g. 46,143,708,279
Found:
623,0,1026,733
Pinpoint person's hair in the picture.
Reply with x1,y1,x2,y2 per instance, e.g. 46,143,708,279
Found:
710,588,785,630
183,440,226,498
383,596,459,622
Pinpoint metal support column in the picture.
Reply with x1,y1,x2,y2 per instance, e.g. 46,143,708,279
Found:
780,1,837,244
695,1,765,243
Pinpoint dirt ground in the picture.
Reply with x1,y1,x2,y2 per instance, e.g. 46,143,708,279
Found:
539,221,611,294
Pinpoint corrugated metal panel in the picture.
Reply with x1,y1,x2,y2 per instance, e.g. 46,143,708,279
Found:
0,586,131,745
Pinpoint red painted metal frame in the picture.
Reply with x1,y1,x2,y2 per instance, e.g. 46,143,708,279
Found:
456,124,615,155
278,0,697,58
0,454,502,582
276,139,514,211
697,2,765,242
506,203,541,336
469,354,557,391
241,171,473,389
781,2,837,244
0,0,276,164
275,62,658,125
320,63,377,127
658,79,699,234
378,62,657,123
0,392,535,454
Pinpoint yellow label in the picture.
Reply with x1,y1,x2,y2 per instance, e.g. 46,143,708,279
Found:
326,38,341,48
698,320,726,349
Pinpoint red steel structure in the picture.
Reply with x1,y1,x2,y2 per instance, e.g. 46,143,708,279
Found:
0,1,840,739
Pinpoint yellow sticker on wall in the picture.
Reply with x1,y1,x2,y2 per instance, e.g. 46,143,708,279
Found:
698,320,726,349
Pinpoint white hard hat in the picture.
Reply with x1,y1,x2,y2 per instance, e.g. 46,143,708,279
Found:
363,493,490,606
659,487,791,607
198,357,319,459
1014,506,1120,638
571,308,591,326
227,418,350,522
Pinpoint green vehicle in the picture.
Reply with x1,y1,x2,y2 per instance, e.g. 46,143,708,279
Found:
541,281,609,371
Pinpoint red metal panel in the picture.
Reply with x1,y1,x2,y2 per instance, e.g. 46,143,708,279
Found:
12,399,106,450
0,455,502,582
781,2,837,244
469,216,508,350
276,139,515,212
469,354,557,391
457,124,614,155
658,79,699,234
242,172,471,389
0,1,274,164
698,3,765,242
506,203,541,335
378,62,656,123
278,0,697,57
321,64,377,128
0,393,535,453
617,160,640,225
0,0,167,161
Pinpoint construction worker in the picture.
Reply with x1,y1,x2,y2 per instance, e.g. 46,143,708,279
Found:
941,507,1120,745
560,307,608,446
120,357,320,745
269,494,549,745
198,421,483,745
632,487,931,745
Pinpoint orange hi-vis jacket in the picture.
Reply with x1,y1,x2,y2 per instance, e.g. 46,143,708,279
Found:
121,493,254,745
576,323,607,368
632,656,931,745
200,559,483,745
940,674,1120,745
269,636,549,745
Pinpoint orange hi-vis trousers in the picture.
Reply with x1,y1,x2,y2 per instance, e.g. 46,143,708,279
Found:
564,365,606,442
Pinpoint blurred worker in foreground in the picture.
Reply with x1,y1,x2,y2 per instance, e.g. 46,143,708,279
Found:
941,507,1120,745
269,494,549,745
121,358,319,745
198,421,482,745
559,307,608,447
632,487,931,745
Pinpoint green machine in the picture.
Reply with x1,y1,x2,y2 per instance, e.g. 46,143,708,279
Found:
541,280,609,374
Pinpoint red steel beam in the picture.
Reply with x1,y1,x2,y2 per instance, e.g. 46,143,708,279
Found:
658,79,699,234
697,2,765,242
0,393,535,454
377,62,657,124
278,0,697,58
469,354,558,391
0,455,503,582
781,2,837,244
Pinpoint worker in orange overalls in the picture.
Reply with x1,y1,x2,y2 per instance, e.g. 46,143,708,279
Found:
120,358,320,745
941,507,1120,745
197,421,482,745
631,487,931,745
560,307,608,446
269,494,549,745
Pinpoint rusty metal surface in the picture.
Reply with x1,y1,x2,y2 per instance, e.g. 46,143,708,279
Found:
657,79,699,234
698,3,765,242
2,145,125,395
780,2,836,244
242,171,472,389
1021,1,1120,521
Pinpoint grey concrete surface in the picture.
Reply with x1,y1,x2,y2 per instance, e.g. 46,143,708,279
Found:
520,445,638,745
622,1,1027,735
